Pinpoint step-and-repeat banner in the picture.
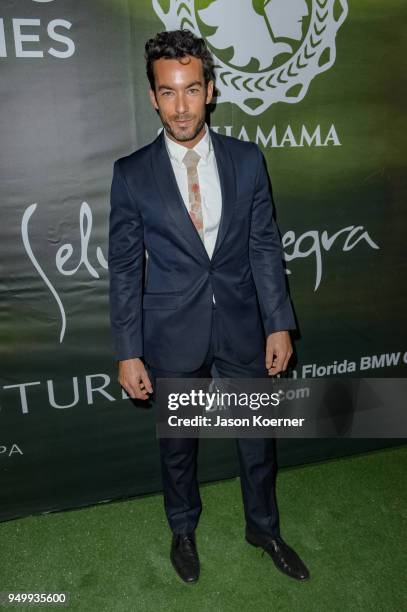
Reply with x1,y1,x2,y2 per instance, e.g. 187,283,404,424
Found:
1,0,406,521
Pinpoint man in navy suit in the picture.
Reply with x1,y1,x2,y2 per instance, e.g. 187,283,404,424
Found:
108,29,309,583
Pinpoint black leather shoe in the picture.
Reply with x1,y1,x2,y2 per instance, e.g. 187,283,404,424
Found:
170,533,200,583
246,530,310,581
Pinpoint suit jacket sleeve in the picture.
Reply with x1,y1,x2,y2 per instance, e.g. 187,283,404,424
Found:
249,145,296,335
108,159,144,360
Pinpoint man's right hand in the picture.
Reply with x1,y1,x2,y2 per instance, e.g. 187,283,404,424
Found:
118,358,153,400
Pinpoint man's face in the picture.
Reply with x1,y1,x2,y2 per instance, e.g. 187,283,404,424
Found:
149,55,213,146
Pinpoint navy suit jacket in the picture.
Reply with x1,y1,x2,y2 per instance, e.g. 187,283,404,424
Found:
108,128,296,371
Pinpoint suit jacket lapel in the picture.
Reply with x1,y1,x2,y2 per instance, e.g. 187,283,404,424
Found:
151,130,210,264
150,128,237,264
210,128,237,260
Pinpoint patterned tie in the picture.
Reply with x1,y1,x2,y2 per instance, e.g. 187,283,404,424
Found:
183,148,204,243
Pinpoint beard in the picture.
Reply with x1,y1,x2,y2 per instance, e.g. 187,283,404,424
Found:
161,113,206,143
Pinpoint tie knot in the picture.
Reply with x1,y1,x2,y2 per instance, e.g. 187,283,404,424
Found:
183,148,201,169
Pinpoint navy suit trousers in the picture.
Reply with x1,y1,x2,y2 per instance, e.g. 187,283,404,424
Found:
147,304,281,538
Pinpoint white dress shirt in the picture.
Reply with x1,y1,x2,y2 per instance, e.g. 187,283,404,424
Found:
164,124,222,260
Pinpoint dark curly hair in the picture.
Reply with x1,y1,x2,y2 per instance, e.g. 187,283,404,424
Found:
145,29,215,91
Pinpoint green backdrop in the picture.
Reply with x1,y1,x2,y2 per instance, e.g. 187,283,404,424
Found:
1,0,406,522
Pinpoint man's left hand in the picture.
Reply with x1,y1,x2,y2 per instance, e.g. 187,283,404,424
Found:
265,331,293,375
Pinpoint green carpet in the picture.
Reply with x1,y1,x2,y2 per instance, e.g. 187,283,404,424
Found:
1,446,406,611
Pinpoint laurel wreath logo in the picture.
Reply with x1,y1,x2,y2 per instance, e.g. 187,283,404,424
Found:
152,0,348,115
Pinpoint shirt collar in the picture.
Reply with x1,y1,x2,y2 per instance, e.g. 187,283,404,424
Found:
164,123,212,167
